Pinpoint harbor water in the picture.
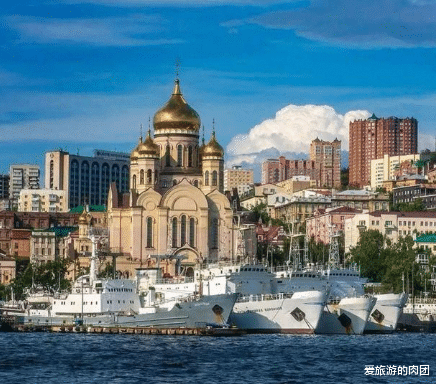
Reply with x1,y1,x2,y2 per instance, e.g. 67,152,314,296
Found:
0,333,435,383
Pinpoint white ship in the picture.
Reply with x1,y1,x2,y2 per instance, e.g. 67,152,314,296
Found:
1,234,236,330
225,265,328,334
273,266,376,335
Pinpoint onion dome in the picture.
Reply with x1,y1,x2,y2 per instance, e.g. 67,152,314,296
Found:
137,130,159,157
202,132,224,158
130,130,159,159
153,79,201,131
130,137,141,160
79,209,89,225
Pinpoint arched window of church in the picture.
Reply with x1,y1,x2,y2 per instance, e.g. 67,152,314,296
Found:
147,169,152,184
188,146,193,167
140,169,144,184
166,145,171,167
132,175,137,189
177,145,183,167
181,215,187,245
212,171,218,186
173,180,177,186
189,218,195,247
205,171,209,186
146,217,153,248
155,170,158,184
194,180,199,188
211,218,219,249
172,217,178,248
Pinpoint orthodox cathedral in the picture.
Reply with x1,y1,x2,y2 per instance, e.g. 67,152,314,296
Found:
108,78,233,273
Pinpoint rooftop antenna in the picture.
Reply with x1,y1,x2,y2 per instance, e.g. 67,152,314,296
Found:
140,123,143,142
212,118,216,136
148,116,151,134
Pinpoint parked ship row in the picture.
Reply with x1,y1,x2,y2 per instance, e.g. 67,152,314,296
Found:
1,235,408,335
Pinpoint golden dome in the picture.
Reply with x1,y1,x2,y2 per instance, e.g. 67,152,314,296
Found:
202,132,224,158
138,130,159,157
79,209,89,225
130,130,159,159
153,79,201,131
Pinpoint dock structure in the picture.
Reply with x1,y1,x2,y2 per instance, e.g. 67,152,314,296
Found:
1,322,245,336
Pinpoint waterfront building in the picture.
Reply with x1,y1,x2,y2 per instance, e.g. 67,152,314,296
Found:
224,165,253,193
306,206,362,245
309,138,341,188
331,190,390,211
18,189,68,213
392,184,436,209
274,192,331,232
30,227,77,264
108,78,234,269
45,149,130,210
0,251,15,285
9,164,40,208
262,156,318,185
344,211,436,253
349,115,418,188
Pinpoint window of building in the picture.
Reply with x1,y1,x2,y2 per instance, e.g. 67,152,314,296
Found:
181,215,186,245
146,217,153,248
172,217,178,248
177,145,183,167
212,171,218,186
205,171,209,186
189,218,195,247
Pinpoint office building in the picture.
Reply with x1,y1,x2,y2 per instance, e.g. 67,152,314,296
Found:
45,149,130,209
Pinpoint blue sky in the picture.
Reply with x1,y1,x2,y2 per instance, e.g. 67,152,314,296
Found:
1,0,436,181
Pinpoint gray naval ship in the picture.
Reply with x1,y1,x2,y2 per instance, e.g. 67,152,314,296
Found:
1,237,237,330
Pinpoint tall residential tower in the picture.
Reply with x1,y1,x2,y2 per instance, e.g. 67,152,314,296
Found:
349,115,418,188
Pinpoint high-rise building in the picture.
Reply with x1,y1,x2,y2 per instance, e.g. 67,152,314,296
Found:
9,165,40,208
261,156,318,185
45,149,130,209
224,166,253,192
309,138,341,188
0,175,9,199
349,115,418,187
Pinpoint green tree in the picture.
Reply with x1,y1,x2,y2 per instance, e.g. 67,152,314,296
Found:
11,259,71,300
349,229,386,282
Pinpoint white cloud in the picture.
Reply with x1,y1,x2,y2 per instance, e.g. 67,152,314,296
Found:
5,15,184,46
227,104,370,157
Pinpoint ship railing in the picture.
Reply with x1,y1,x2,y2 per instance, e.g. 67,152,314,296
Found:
154,277,195,285
408,297,436,305
237,292,294,303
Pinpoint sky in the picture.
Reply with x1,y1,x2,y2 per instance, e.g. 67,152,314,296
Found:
1,0,436,182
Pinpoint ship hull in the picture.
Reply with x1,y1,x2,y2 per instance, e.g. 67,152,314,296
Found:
229,290,327,334
364,293,408,334
2,294,237,330
316,296,376,335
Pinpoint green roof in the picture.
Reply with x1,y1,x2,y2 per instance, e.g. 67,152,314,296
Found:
368,113,378,120
69,205,106,213
415,234,436,243
34,226,78,237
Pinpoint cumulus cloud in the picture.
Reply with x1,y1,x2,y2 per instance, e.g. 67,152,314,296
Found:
227,0,436,48
225,105,370,180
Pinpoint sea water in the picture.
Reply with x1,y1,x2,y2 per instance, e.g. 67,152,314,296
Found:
0,332,435,383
